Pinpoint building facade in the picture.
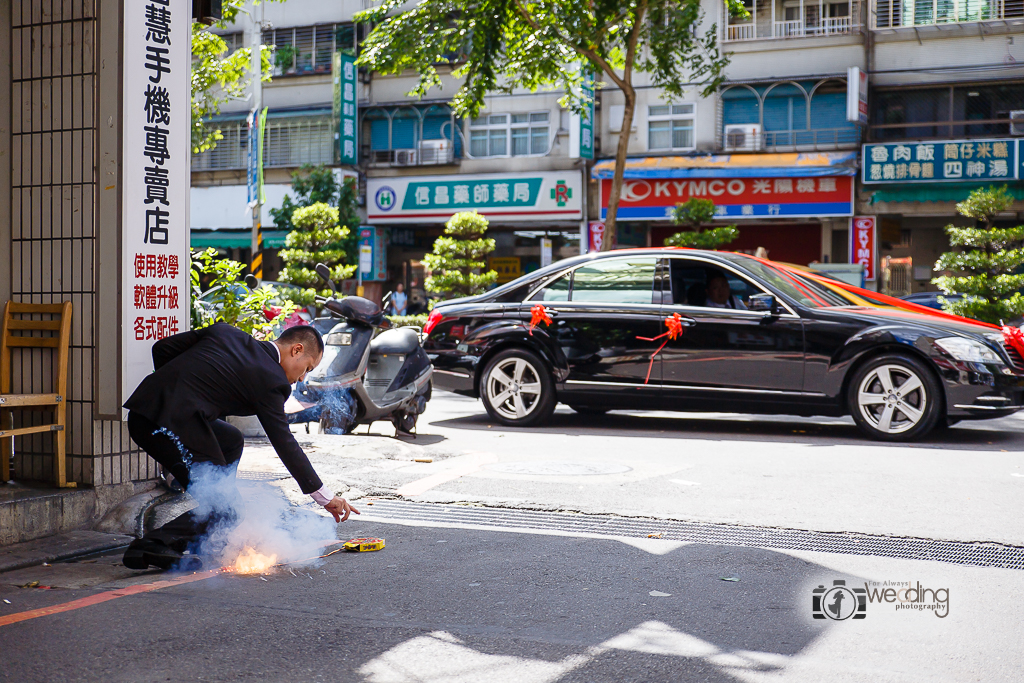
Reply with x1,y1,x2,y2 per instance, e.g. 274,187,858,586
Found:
190,0,1024,301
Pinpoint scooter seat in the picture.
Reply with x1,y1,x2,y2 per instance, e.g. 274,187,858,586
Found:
369,328,421,355
326,296,385,327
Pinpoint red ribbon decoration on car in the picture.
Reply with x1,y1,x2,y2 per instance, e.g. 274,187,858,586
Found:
635,313,687,384
528,304,554,336
1002,324,1024,359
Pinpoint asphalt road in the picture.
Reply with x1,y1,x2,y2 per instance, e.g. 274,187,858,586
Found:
1,392,1022,682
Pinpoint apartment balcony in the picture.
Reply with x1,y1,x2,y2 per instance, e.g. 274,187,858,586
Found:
725,0,862,41
719,125,862,152
873,0,1024,29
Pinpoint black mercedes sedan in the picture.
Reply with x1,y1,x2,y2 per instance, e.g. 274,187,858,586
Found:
422,249,1024,441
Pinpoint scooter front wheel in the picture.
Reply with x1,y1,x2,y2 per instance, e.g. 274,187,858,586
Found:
392,411,418,434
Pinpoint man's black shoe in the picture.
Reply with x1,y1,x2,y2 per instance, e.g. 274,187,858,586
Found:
122,538,182,571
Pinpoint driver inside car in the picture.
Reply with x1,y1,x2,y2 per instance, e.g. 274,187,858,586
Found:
704,272,747,310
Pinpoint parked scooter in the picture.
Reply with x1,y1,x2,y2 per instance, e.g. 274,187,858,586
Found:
285,264,433,435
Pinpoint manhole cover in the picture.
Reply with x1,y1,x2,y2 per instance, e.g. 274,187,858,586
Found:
485,461,632,476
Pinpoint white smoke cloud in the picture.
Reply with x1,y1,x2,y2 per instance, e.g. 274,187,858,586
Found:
184,462,338,570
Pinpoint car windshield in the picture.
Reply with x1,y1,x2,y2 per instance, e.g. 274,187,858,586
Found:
736,260,851,308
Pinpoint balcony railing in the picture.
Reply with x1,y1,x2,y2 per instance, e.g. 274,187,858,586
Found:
873,0,1024,28
719,127,862,152
725,0,862,41
364,145,457,168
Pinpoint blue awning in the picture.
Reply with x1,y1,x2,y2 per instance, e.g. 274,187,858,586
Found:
591,151,859,179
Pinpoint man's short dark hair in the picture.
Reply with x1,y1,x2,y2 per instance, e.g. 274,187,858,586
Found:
276,325,324,356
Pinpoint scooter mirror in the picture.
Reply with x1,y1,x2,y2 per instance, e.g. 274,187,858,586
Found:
315,263,337,293
244,274,259,290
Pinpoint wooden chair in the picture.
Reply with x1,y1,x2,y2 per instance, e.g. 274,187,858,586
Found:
0,301,75,488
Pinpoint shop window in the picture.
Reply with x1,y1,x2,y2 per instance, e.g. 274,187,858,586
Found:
648,104,695,151
469,112,550,158
870,83,1024,140
570,258,658,304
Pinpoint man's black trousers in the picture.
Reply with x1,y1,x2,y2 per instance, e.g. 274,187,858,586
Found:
127,411,244,552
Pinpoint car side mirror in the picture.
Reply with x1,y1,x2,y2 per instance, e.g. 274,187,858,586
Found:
244,274,259,290
749,293,779,315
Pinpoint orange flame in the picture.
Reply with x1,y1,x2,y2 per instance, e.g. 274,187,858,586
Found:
232,547,279,574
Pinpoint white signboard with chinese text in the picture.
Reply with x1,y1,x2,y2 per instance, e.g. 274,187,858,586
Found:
367,172,583,223
846,67,868,125
122,0,191,404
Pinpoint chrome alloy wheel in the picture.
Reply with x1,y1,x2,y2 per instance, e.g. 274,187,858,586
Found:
484,357,543,421
856,364,927,435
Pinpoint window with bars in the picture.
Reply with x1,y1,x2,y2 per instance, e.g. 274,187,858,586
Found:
214,31,245,55
873,0,1024,29
191,115,335,170
647,104,696,151
468,112,550,157
870,83,1024,140
261,23,360,75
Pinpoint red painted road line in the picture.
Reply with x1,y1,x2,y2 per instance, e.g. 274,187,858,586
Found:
0,569,224,628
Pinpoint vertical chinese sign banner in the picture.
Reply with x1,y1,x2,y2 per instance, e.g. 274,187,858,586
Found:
247,108,267,207
570,72,595,160
336,53,358,165
851,216,877,282
122,0,191,403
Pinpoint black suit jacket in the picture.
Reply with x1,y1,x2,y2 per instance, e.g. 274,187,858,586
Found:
124,323,323,494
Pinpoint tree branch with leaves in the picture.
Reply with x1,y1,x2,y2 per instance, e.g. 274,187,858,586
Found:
355,0,747,250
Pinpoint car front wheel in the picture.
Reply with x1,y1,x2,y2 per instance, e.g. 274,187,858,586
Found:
847,353,942,441
480,348,555,427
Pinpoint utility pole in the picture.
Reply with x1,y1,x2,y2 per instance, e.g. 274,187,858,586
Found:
249,4,264,281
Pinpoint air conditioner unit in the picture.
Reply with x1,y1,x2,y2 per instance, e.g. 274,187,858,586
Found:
724,124,762,152
418,139,451,165
1010,110,1024,136
393,149,418,166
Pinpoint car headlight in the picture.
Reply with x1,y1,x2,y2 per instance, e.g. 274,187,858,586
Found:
935,337,1005,364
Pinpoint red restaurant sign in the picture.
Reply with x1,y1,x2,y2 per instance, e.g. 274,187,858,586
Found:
600,176,854,220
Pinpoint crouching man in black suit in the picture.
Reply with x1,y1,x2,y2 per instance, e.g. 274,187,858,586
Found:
121,322,358,570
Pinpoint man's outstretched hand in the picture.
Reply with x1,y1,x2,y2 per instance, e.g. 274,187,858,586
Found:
325,496,360,523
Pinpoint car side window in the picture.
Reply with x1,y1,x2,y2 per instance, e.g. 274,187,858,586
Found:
669,260,760,310
570,258,657,304
531,272,571,301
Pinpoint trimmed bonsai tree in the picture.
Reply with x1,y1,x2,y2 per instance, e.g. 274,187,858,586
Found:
933,185,1024,324
424,211,498,298
269,164,360,265
663,198,739,249
278,202,357,306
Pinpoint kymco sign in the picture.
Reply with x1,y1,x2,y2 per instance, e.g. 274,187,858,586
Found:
600,176,854,219
851,216,876,282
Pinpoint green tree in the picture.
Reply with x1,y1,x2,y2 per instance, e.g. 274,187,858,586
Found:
269,165,361,264
663,198,739,249
424,212,498,298
933,185,1024,324
355,0,743,250
278,203,357,306
191,1,281,154
190,248,296,337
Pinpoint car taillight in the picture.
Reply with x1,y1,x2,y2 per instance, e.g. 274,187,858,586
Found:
423,309,444,336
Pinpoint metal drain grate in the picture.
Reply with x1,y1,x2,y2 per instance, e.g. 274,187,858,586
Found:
360,500,1024,571
237,470,290,481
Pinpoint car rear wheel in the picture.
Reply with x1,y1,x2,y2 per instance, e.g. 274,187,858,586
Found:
481,349,555,427
848,353,942,441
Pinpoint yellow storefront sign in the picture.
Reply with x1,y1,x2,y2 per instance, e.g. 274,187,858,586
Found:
489,257,522,284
